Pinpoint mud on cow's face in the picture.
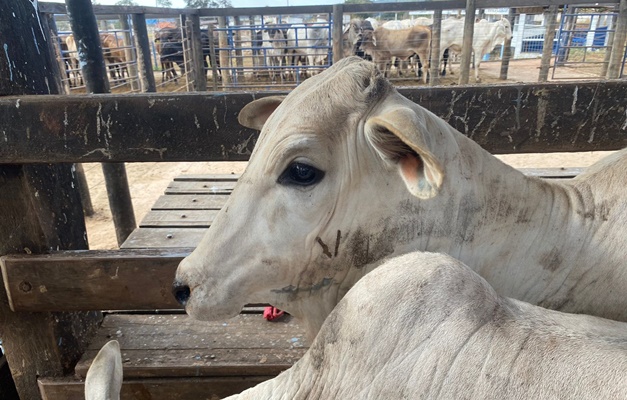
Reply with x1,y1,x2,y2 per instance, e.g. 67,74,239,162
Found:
173,57,445,333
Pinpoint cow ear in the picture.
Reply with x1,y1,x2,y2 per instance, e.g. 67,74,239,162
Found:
85,340,123,400
365,107,443,199
238,96,285,130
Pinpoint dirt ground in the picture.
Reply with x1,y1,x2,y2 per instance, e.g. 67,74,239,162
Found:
84,151,614,250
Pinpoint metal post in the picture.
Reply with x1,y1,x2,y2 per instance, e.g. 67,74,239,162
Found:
332,4,344,63
189,14,207,91
601,6,618,77
218,16,231,85
181,14,193,91
74,163,94,216
119,14,139,91
131,13,157,93
233,15,244,79
429,9,442,86
538,5,559,82
208,23,220,90
499,8,516,80
459,0,476,84
608,0,627,78
45,14,72,94
65,0,136,246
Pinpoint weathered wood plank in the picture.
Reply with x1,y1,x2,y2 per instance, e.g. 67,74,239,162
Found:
1,250,191,312
1,82,626,164
173,174,241,181
121,228,207,249
39,376,273,400
0,2,101,399
75,314,307,378
152,194,231,210
165,180,237,194
140,210,219,228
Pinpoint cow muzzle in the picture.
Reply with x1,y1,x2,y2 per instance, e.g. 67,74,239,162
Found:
172,281,191,306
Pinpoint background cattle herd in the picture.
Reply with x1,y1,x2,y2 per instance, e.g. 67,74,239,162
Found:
54,13,532,91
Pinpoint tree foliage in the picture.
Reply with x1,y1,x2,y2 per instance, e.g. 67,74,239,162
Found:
115,0,138,5
184,0,232,8
156,0,173,7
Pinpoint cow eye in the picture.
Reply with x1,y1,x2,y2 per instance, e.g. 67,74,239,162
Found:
278,162,324,187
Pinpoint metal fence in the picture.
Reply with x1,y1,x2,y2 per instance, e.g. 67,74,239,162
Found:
40,1,627,94
52,15,142,93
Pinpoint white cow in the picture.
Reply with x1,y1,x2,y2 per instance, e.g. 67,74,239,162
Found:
262,27,288,81
92,253,627,399
174,57,627,339
85,340,122,400
381,17,433,30
440,17,512,81
226,252,627,399
286,23,330,76
378,18,433,75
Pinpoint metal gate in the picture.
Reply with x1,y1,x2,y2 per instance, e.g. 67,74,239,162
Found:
551,7,623,79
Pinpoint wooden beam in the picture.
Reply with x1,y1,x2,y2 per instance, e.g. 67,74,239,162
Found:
1,250,192,312
2,82,625,163
39,376,275,400
75,314,306,378
0,2,101,399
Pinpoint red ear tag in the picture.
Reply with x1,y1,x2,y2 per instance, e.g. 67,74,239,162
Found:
263,306,285,322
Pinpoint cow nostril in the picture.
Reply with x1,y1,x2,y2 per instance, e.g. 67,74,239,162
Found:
172,282,191,306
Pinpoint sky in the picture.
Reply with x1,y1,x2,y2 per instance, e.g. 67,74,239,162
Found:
39,0,337,7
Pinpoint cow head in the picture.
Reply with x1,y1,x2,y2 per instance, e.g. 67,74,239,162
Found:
497,17,513,42
174,57,457,337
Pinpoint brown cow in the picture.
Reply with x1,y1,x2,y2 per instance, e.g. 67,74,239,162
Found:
100,33,128,84
360,25,430,83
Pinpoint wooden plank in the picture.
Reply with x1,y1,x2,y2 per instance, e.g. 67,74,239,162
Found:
1,82,627,164
140,210,220,228
75,314,307,378
152,194,230,210
173,174,241,181
1,250,192,312
0,3,101,399
165,181,236,194
121,228,207,249
39,376,273,400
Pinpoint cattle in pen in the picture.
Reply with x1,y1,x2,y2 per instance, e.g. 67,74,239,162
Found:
100,33,128,84
286,22,330,77
439,17,512,81
174,57,627,339
154,26,220,84
252,26,289,81
359,25,431,83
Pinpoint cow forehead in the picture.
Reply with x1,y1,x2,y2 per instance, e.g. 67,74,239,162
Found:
262,57,390,141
